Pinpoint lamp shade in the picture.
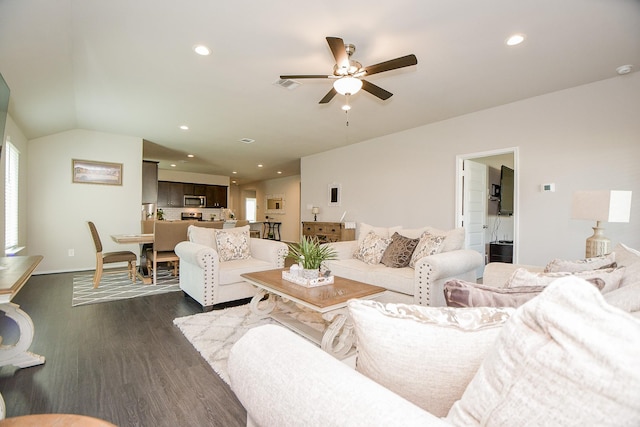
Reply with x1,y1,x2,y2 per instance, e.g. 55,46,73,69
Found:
311,207,320,215
571,190,632,223
333,77,363,95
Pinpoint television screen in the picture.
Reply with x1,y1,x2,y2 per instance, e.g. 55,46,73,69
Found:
499,165,514,215
0,72,9,145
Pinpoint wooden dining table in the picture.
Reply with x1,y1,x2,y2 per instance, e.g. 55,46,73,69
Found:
111,234,154,284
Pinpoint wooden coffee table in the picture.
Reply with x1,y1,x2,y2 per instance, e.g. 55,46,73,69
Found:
241,268,386,359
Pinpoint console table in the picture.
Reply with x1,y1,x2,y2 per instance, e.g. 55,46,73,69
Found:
302,222,355,243
0,255,44,419
263,222,281,241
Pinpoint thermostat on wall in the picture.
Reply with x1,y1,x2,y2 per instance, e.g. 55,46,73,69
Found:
541,183,556,192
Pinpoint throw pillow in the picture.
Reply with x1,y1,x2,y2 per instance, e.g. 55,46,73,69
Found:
613,242,640,267
353,231,392,265
188,225,217,249
506,267,622,293
544,253,616,273
409,231,445,268
424,226,465,252
444,279,547,308
356,223,401,245
380,232,419,268
603,283,640,314
348,299,514,418
214,225,251,261
446,277,640,426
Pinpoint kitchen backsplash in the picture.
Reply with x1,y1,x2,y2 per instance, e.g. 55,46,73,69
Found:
160,207,224,221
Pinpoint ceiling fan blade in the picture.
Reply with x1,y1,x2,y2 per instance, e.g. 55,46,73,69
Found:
362,54,418,76
319,88,337,104
326,37,349,69
280,75,331,79
361,80,393,100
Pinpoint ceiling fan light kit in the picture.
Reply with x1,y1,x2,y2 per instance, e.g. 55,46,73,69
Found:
280,36,417,105
333,77,363,95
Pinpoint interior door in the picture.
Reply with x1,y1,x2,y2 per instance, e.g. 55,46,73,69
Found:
463,160,487,278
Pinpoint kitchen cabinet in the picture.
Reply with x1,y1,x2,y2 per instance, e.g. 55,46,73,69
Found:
142,161,158,204
157,181,228,208
157,181,185,207
206,185,227,208
302,222,355,243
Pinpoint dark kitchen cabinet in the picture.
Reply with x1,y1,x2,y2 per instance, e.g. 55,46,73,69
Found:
157,181,185,207
142,161,158,204
489,241,513,263
206,185,227,208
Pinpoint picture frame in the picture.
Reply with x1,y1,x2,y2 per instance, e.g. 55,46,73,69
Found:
265,193,285,214
328,183,341,206
72,159,123,185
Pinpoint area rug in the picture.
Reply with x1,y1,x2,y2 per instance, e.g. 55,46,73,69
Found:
173,302,325,385
72,269,180,307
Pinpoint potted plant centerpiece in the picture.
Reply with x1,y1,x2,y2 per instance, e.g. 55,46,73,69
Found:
287,236,337,280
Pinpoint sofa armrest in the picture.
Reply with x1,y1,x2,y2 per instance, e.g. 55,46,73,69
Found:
249,238,288,267
482,262,544,288
324,240,358,260
229,325,450,427
175,241,219,268
414,249,484,306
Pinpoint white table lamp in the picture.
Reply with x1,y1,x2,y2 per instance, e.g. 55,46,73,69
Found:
571,190,632,257
311,207,320,221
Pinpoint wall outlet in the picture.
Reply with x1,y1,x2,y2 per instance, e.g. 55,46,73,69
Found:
68,249,74,257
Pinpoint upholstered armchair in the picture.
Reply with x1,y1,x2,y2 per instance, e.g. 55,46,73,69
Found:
175,233,288,311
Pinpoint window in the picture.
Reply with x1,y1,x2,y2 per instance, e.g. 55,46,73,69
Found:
245,198,257,222
5,140,19,251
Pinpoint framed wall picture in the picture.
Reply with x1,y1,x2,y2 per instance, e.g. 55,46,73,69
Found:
328,183,341,206
72,159,123,185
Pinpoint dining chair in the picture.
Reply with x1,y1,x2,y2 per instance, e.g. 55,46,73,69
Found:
87,221,137,288
146,221,191,284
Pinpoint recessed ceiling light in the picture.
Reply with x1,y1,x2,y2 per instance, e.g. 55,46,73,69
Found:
277,171,282,174
193,45,211,56
257,164,263,168
187,154,194,158
232,171,237,174
180,125,189,130
341,104,351,111
616,64,633,75
506,34,525,46
231,180,237,184
170,164,177,168
239,138,255,144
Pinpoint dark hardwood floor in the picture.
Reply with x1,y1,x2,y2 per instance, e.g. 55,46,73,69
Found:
0,272,247,426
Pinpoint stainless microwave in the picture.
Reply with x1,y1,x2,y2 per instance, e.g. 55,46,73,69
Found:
184,195,206,207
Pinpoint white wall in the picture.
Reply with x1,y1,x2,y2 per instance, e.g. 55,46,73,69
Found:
27,129,143,273
301,73,640,266
240,175,301,243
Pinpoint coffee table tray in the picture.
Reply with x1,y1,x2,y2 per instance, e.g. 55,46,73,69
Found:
281,270,334,288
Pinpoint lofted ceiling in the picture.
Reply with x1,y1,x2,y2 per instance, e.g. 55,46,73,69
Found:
1,0,638,184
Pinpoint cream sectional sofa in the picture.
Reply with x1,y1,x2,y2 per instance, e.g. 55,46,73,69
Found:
228,244,640,426
323,223,484,306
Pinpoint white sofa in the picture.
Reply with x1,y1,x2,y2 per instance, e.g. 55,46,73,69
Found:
175,236,288,311
323,224,483,306
229,280,640,427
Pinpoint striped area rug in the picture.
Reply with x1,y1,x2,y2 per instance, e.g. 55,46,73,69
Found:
72,269,180,307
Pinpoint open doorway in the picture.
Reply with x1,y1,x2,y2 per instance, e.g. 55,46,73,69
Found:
456,148,519,278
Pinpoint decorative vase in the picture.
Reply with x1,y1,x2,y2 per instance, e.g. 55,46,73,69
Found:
301,268,319,280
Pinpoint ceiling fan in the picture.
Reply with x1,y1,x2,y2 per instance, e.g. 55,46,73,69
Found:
280,36,418,104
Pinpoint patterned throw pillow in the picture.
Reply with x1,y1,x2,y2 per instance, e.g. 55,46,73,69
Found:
214,226,251,261
353,231,392,265
409,231,445,268
380,232,419,268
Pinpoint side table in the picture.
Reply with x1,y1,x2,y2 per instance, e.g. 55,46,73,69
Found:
263,222,281,241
